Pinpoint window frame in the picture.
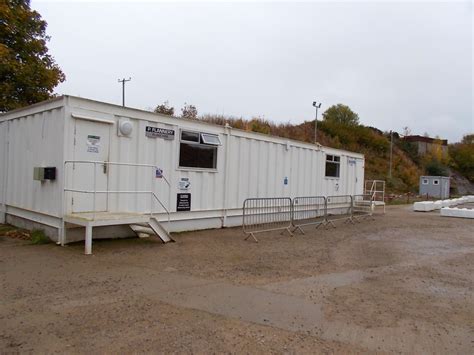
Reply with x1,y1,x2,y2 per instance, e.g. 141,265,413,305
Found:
325,154,341,178
433,179,440,185
177,129,220,171
200,133,221,146
181,131,200,143
422,179,429,185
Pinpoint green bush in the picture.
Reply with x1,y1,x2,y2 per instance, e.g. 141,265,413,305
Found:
30,229,50,244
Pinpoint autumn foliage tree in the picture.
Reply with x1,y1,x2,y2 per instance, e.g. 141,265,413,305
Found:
0,0,65,112
154,100,174,116
449,134,474,182
180,103,198,119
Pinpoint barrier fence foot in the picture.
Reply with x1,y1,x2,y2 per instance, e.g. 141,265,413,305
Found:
279,228,294,237
325,220,336,229
244,232,258,243
345,217,355,225
292,225,305,235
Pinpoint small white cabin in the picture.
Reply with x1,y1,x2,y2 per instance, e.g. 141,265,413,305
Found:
0,96,364,251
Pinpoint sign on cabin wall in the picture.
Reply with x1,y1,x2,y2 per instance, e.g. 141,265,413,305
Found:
177,193,191,212
155,168,163,178
178,177,191,190
145,126,175,140
86,135,100,153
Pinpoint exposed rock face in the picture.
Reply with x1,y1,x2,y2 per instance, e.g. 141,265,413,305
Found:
451,171,474,195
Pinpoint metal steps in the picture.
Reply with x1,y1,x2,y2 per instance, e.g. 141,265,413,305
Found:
129,217,174,243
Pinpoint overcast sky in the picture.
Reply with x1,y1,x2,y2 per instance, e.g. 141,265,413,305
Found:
33,0,473,142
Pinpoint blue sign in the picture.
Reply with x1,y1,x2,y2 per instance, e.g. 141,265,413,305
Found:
155,168,163,178
284,176,288,185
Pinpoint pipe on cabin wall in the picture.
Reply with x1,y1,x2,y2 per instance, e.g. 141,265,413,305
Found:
221,124,231,228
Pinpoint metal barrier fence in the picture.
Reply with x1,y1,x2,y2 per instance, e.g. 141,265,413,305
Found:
243,197,293,242
292,196,326,234
352,194,374,222
320,195,354,228
242,195,377,241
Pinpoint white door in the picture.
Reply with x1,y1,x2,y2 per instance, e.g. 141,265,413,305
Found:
443,179,449,198
72,119,110,213
346,158,357,195
354,159,364,195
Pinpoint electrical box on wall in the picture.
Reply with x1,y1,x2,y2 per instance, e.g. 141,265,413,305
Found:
33,167,56,181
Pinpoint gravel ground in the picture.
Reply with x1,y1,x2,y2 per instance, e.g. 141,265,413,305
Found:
0,205,473,353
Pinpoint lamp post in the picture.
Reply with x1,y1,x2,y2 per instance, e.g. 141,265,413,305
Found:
312,101,322,144
389,130,393,179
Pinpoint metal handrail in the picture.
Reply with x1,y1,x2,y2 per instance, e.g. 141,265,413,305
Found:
63,160,171,232
64,160,171,187
365,179,385,203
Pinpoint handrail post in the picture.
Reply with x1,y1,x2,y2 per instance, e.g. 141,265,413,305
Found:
93,162,96,221
150,167,153,218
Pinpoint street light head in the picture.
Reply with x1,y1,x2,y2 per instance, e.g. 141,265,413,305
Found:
313,101,321,108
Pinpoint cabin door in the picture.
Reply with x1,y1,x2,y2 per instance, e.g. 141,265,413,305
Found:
71,119,110,213
346,158,358,195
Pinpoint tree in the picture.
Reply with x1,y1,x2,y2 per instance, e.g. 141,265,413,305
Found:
154,100,174,116
322,104,359,126
461,134,474,145
180,103,198,119
449,134,474,181
0,0,65,112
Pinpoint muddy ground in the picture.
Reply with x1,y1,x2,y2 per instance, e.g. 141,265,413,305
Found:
1,205,473,354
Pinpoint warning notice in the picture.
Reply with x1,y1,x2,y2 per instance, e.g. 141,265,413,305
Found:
176,193,191,212
87,135,100,153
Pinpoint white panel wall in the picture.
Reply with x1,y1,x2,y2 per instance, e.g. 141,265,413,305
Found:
1,107,65,217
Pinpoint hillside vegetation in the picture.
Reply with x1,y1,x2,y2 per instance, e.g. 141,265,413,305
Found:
197,112,421,192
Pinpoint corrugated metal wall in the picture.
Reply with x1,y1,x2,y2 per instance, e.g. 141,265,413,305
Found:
0,106,65,217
